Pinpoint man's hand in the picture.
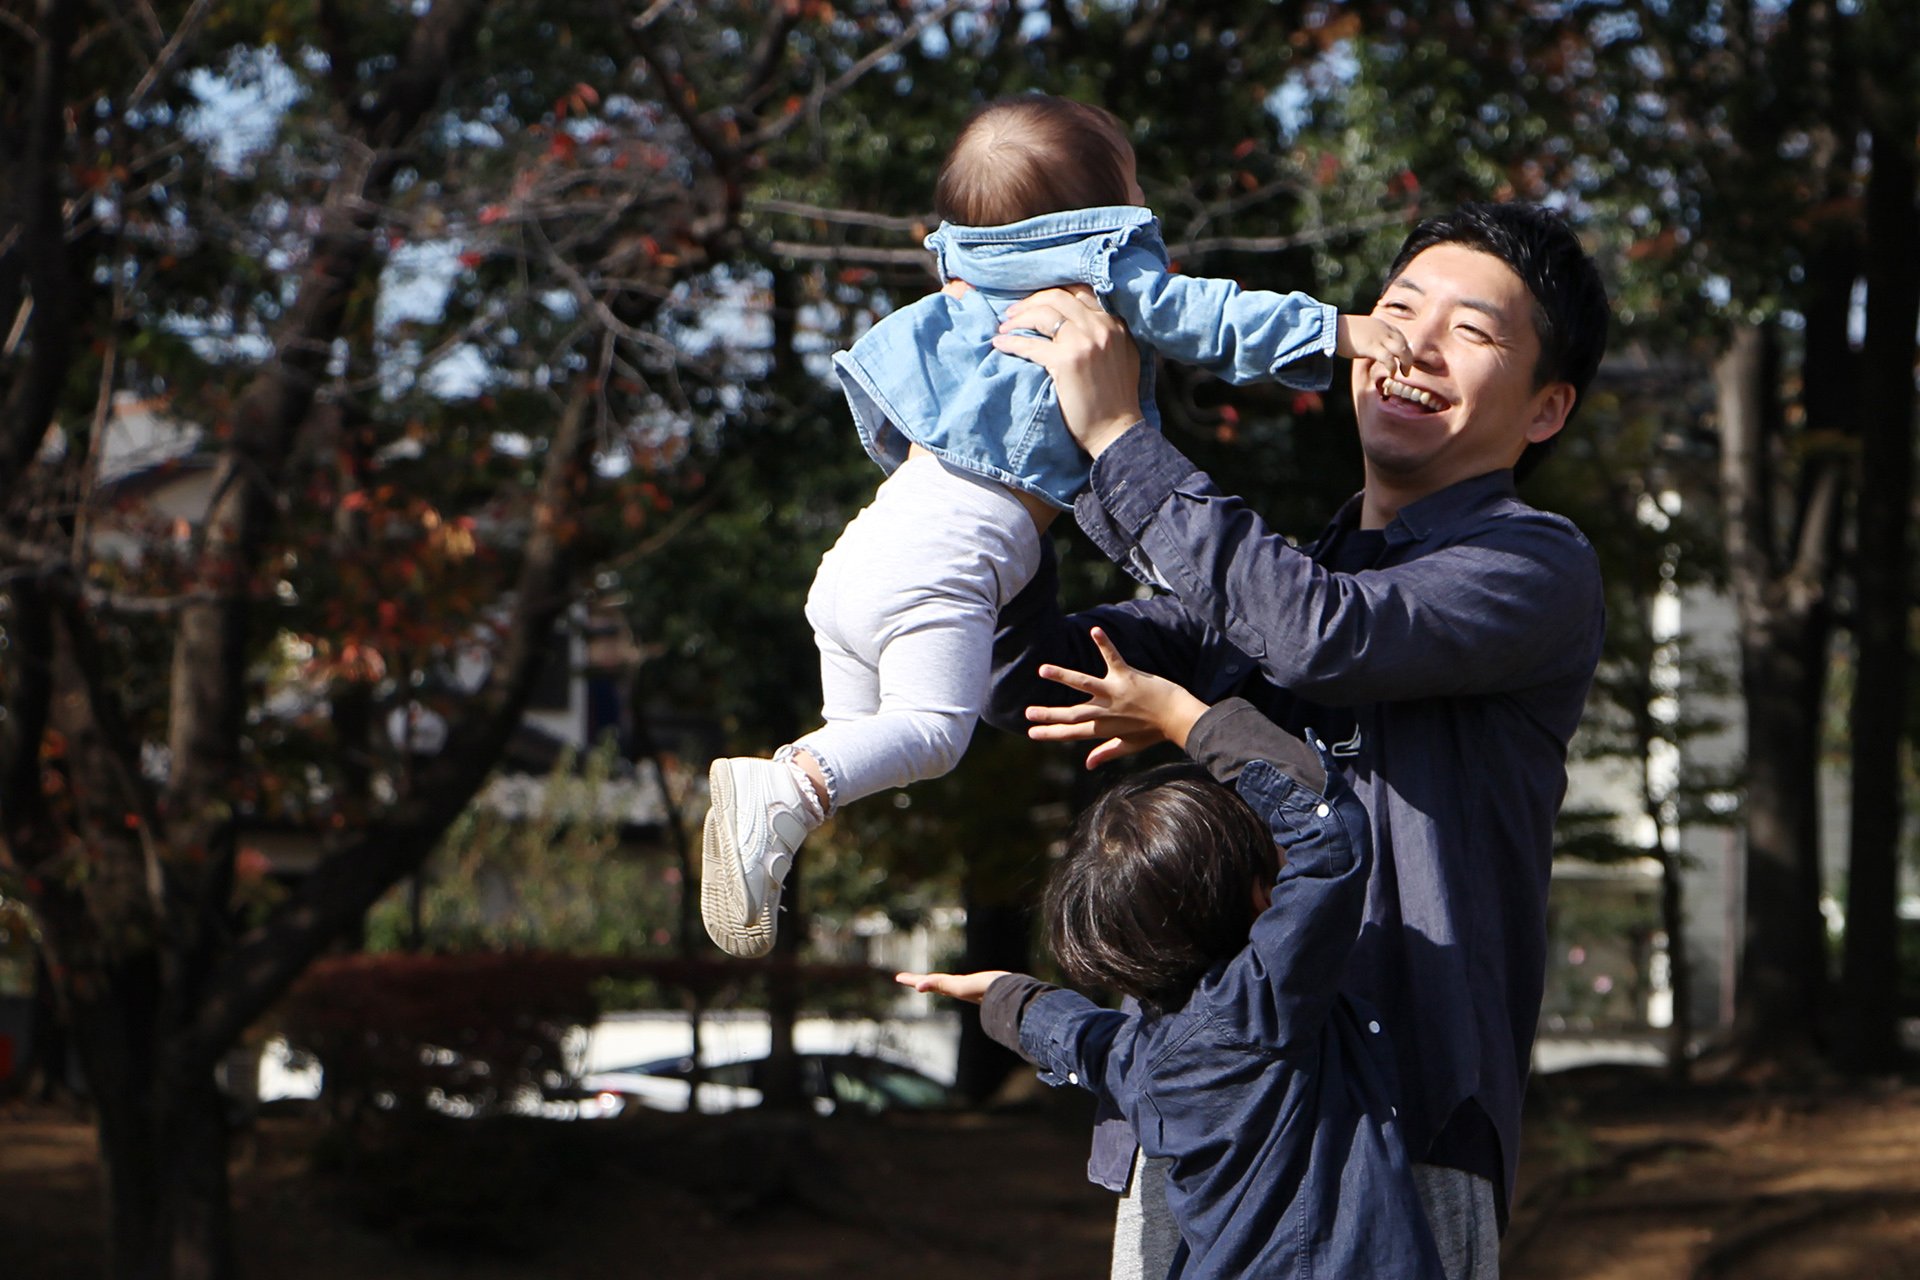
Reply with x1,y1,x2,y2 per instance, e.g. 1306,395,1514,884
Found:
992,285,1143,459
895,970,1011,1004
1025,627,1210,769
1335,314,1411,374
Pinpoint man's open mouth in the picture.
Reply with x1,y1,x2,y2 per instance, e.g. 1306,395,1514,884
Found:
1379,377,1449,413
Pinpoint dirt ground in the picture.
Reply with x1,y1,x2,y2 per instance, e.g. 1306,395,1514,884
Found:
9,1069,1920,1279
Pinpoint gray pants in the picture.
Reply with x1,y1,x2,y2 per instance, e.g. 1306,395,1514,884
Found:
795,455,1041,808
1109,1152,1500,1280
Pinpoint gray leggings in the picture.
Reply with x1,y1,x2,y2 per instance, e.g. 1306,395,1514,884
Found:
793,456,1041,809
1108,1153,1500,1280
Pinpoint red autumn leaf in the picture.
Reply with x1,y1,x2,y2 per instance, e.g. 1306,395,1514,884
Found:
1232,138,1257,160
1291,391,1325,415
478,204,509,226
457,250,485,269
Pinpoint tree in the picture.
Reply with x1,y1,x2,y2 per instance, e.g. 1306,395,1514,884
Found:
0,3,942,1274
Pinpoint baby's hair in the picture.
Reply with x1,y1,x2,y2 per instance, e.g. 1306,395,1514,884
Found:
1045,764,1280,1014
934,94,1135,227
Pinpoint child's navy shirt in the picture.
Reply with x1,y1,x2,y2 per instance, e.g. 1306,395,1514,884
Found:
981,700,1443,1280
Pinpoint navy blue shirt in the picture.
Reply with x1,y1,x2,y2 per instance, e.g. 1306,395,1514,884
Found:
988,427,1605,1218
983,699,1443,1280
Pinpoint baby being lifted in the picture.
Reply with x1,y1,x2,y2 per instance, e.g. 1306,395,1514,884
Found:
701,93,1407,957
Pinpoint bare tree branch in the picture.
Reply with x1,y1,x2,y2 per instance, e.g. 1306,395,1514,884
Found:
126,0,215,112
764,239,938,270
748,198,930,234
1168,208,1416,259
740,0,979,151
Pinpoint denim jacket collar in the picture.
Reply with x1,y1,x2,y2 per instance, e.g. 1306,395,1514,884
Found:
925,206,1161,290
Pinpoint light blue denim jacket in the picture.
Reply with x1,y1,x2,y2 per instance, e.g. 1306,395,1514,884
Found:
831,205,1338,509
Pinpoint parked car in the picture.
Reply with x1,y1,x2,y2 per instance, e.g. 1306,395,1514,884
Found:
580,1050,956,1117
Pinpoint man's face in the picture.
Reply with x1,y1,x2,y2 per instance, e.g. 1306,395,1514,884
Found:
1349,243,1574,502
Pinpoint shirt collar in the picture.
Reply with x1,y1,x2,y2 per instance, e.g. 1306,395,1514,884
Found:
1317,469,1519,549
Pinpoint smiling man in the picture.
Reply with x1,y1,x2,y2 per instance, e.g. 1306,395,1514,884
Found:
984,204,1610,1280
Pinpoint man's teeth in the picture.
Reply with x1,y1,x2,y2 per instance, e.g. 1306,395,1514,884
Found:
1382,378,1444,411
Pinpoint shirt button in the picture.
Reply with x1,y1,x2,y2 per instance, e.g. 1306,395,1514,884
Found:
1368,1020,1382,1035
1068,1072,1079,1085
1316,803,1331,818
1391,1106,1398,1117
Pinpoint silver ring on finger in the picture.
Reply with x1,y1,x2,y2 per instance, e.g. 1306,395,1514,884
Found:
1048,318,1066,339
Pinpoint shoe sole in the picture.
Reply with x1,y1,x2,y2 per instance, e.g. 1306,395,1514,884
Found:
701,760,780,958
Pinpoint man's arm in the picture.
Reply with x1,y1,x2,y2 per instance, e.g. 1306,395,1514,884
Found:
1081,428,1604,704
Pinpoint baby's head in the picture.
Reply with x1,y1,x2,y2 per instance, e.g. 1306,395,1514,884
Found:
934,94,1140,227
1045,764,1280,1014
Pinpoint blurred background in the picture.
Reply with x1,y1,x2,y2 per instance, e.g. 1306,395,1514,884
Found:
1,1,1916,1277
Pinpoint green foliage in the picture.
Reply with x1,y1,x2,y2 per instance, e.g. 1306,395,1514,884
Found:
1543,883,1662,1035
364,738,680,953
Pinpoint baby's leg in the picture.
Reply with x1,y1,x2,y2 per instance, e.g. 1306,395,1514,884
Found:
794,601,992,806
793,457,1043,808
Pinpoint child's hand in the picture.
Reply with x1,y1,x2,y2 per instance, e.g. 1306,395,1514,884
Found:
1335,314,1411,374
896,970,1011,1004
1025,627,1210,769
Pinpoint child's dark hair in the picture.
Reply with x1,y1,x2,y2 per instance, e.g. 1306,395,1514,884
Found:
1045,764,1278,1014
934,95,1135,227
1384,202,1610,480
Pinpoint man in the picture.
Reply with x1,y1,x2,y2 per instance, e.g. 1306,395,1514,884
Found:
985,203,1610,1280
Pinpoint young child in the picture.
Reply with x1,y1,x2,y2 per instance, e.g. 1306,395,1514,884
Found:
701,94,1409,957
899,630,1442,1279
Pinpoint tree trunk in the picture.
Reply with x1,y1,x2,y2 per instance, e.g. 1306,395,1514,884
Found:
1840,116,1919,1072
761,862,806,1111
953,898,1032,1103
1658,845,1693,1081
1717,324,1840,1065
155,1069,234,1280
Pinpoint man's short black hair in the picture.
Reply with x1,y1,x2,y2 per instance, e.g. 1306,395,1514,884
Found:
1044,764,1278,1013
1385,202,1611,480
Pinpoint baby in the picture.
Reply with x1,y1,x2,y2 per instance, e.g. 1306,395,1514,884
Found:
702,94,1407,957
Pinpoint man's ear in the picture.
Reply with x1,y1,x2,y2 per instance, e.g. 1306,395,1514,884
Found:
1525,382,1577,445
1251,878,1274,916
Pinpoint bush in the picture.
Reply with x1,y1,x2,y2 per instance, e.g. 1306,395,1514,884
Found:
277,951,605,1126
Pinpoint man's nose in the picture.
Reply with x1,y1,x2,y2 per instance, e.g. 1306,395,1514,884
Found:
1399,317,1446,373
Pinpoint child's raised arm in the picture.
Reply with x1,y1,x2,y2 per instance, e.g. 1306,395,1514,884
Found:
1025,626,1209,768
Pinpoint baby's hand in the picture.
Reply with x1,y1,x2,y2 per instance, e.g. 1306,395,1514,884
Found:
1025,627,1209,769
1336,314,1411,374
896,970,1010,1004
